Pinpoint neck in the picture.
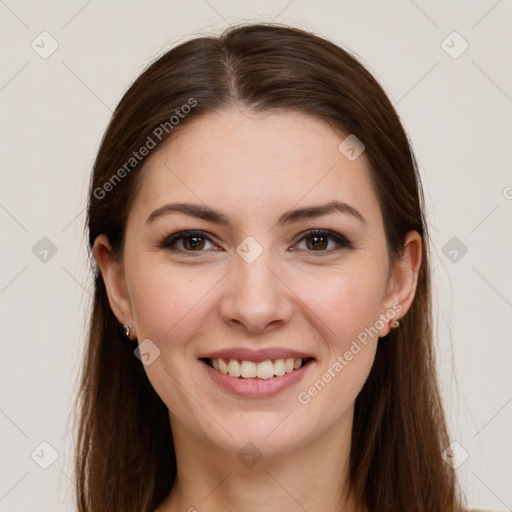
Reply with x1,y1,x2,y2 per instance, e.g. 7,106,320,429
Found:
156,409,361,512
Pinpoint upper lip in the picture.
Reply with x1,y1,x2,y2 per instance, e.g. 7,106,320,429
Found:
199,347,316,363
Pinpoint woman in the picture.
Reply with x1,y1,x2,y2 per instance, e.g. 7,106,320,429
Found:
75,23,476,511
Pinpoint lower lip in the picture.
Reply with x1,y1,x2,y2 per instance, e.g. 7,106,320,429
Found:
200,360,314,398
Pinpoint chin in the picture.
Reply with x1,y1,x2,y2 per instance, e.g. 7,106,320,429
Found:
196,406,328,460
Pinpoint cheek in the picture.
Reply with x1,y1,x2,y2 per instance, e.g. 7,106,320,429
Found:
307,267,386,348
127,261,215,345
294,270,384,408
126,262,219,427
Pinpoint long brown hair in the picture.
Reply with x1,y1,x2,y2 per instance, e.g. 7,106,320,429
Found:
76,23,464,511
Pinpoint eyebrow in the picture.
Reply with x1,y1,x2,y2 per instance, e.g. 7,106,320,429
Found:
145,200,367,228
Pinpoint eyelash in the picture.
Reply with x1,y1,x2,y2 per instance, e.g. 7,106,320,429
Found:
158,229,354,256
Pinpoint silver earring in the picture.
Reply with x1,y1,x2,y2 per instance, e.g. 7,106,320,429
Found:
122,324,131,337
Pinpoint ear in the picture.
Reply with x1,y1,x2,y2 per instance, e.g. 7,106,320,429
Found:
93,234,136,340
378,230,422,337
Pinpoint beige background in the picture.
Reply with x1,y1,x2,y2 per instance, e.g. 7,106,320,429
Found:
1,0,511,510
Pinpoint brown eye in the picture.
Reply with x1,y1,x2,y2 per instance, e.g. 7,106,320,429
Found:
182,235,206,251
159,231,217,253
294,230,353,255
305,234,330,251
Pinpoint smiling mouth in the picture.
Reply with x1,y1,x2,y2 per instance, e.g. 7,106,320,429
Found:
201,357,314,379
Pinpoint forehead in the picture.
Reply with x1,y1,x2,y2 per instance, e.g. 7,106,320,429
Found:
130,108,382,229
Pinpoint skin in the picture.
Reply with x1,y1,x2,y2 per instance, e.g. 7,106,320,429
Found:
94,108,422,511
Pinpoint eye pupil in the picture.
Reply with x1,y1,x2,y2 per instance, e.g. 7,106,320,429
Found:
307,235,328,250
184,236,205,250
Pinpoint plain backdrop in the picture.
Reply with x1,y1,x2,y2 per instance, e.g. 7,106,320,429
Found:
1,1,511,510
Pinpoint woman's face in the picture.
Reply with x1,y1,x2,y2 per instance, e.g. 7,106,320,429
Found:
96,108,419,457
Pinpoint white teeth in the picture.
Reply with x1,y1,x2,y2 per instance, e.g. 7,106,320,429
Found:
284,358,295,373
273,359,286,376
256,360,275,379
227,359,241,377
210,357,306,379
240,360,257,378
218,358,229,374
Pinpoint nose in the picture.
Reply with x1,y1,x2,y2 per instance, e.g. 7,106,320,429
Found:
219,248,293,334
